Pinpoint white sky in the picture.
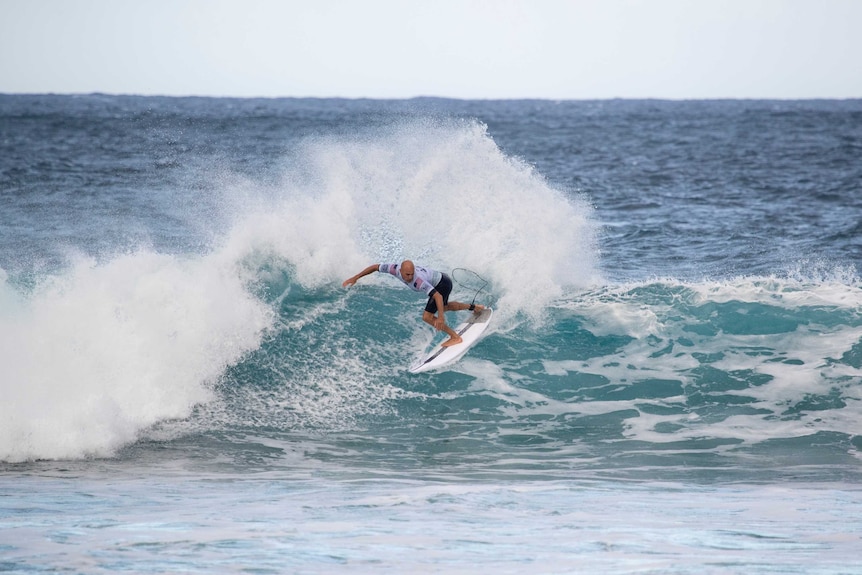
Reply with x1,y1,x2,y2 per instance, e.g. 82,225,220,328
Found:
2,0,861,99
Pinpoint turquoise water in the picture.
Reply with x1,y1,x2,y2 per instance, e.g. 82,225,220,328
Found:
1,95,861,572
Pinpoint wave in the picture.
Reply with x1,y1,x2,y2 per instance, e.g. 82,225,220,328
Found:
5,116,860,469
0,118,598,462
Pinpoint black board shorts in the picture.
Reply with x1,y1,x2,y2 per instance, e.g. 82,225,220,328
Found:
424,273,453,314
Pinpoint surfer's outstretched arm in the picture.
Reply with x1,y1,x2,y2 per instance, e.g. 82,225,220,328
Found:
342,264,380,288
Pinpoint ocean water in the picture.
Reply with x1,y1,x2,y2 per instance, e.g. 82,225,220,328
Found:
1,94,861,573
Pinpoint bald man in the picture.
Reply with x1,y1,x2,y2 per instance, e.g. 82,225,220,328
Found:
343,260,484,347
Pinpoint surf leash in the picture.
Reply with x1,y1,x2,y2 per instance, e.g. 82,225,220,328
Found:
451,268,490,308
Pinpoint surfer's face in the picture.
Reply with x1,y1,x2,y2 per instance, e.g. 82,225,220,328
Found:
400,260,415,282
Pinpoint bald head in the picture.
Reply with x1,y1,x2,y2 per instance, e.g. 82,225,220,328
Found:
400,260,415,282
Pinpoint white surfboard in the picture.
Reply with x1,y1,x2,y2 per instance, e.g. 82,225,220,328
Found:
408,308,494,374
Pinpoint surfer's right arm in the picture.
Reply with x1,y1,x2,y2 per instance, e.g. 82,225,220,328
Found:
342,264,381,288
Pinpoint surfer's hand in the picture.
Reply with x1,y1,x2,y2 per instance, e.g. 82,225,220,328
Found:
434,316,446,331
342,277,356,288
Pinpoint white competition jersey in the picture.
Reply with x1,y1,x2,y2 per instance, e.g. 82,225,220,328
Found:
378,263,442,296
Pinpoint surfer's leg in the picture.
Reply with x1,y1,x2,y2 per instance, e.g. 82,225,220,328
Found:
441,325,463,347
423,310,463,347
445,301,485,314
433,274,482,318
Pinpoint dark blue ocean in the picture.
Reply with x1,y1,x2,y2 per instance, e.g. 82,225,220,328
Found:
2,95,862,573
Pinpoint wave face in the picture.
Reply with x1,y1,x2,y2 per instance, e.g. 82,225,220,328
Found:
191,273,862,482
1,96,861,482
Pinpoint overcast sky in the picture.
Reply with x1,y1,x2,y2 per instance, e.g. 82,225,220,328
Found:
2,0,860,99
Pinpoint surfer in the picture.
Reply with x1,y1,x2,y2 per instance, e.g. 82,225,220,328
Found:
343,261,485,347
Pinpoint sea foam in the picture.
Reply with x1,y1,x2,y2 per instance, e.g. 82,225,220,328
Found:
0,251,272,462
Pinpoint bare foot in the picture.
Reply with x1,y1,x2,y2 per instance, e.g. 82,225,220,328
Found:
441,336,463,348
472,304,485,314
